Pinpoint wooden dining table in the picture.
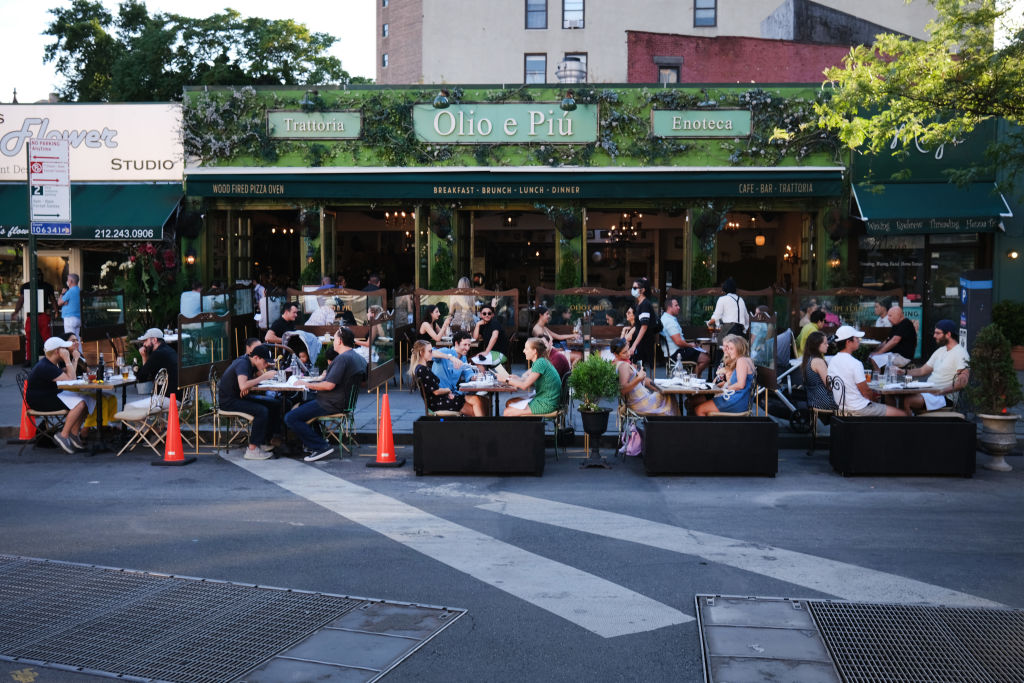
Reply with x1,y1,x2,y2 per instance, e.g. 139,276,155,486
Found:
652,378,723,414
868,379,936,409
57,373,139,453
457,381,523,415
250,379,311,457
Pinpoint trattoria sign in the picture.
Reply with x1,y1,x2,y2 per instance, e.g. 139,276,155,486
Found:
267,111,361,139
413,103,598,144
651,109,752,138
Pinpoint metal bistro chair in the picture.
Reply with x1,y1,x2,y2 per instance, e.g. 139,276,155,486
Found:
176,384,198,449
208,366,255,452
112,368,169,457
808,375,844,456
17,370,68,453
417,378,462,418
708,370,757,417
306,372,365,456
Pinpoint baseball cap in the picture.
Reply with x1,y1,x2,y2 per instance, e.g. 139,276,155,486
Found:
935,319,957,335
137,328,164,341
834,325,866,342
43,337,73,353
249,344,273,361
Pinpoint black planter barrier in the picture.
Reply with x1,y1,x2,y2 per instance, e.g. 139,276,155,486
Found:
642,416,778,476
828,416,976,477
413,416,546,476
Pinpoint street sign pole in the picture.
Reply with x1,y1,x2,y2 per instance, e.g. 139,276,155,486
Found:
25,147,38,365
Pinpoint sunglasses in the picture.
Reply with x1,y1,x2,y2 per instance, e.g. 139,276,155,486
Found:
480,311,493,317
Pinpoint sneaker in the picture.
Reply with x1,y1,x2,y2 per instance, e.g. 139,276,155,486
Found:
69,434,86,450
304,447,334,462
244,445,273,460
260,443,275,453
54,434,76,454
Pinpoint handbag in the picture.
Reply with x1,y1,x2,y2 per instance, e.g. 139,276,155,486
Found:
618,422,644,457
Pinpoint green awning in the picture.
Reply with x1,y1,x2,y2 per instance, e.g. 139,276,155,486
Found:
185,166,845,201
0,183,182,240
852,182,1012,235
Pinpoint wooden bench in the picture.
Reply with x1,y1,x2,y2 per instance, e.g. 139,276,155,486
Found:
828,415,976,477
642,416,778,476
413,416,546,476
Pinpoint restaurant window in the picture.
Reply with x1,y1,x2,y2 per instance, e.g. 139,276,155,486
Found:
382,53,389,68
526,0,547,29
563,0,584,28
695,0,716,27
382,23,389,38
525,54,546,83
0,245,23,336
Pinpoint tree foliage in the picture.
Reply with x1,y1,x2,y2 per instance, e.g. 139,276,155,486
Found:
814,0,1024,184
44,0,368,102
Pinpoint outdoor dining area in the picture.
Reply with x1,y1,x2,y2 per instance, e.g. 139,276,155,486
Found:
16,281,1006,480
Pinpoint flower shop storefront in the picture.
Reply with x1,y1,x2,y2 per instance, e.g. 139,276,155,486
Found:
181,84,848,297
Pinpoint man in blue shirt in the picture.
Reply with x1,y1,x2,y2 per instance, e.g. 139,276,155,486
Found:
431,331,486,416
180,280,202,318
59,273,82,339
661,297,709,377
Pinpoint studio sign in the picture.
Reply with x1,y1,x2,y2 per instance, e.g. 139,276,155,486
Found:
413,103,599,144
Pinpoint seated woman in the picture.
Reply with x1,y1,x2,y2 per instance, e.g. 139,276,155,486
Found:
418,305,452,343
61,332,115,435
693,334,755,416
26,337,95,453
610,338,678,416
502,338,563,416
619,306,637,344
801,330,838,413
533,307,581,364
408,340,482,417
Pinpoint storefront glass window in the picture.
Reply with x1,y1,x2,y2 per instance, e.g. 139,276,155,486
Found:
857,235,925,298
0,246,23,334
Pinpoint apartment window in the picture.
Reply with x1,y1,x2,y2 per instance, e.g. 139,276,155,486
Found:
658,66,679,83
525,54,547,83
563,0,584,29
382,23,389,37
695,0,716,27
526,0,547,29
382,53,389,68
382,0,388,6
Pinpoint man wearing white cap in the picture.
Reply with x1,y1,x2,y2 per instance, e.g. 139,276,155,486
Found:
136,328,178,397
830,325,906,417
25,337,95,453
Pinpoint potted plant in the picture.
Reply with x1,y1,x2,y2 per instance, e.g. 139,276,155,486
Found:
992,299,1024,371
568,353,620,467
966,323,1023,471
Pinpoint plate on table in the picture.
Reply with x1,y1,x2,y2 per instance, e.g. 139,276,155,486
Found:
906,381,934,389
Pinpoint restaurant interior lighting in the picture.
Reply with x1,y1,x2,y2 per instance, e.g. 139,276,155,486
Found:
184,248,196,266
1008,249,1020,260
754,233,765,247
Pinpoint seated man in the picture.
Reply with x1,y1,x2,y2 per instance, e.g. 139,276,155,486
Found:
265,302,299,345
217,344,282,460
870,305,917,371
796,310,827,356
25,337,94,453
829,326,906,417
286,327,367,462
136,328,179,398
432,331,486,416
895,319,970,414
471,304,509,369
661,297,710,376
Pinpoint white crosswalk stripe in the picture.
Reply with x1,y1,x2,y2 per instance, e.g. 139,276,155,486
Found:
225,454,692,638
476,492,1003,608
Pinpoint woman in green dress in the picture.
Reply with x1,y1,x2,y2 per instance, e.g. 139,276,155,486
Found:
502,337,562,416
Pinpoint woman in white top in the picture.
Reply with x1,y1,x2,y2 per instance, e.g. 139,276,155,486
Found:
708,277,750,336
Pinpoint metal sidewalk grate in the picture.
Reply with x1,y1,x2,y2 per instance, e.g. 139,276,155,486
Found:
808,601,1024,683
0,554,465,683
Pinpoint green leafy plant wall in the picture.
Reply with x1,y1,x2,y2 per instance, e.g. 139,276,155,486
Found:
182,85,840,170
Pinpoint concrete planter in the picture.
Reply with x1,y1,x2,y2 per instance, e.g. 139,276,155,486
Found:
829,415,976,477
642,416,778,476
978,413,1020,472
413,416,545,476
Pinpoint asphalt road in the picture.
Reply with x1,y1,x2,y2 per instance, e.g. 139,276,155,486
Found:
2,443,1022,682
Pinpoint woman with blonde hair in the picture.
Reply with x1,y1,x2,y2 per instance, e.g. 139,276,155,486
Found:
409,340,484,416
502,337,562,416
693,333,755,416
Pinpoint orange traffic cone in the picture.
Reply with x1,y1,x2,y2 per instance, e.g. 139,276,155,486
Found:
367,393,404,468
153,393,195,466
19,381,37,440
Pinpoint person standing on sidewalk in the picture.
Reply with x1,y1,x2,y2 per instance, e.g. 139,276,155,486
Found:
286,327,367,462
58,274,82,339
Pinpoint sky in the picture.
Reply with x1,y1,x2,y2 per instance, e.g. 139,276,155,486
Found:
0,0,376,103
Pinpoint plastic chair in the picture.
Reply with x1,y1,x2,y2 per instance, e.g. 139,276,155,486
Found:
17,370,68,452
112,368,169,456
306,372,364,455
208,366,255,451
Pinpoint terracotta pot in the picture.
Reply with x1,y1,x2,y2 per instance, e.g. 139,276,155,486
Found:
1012,345,1024,372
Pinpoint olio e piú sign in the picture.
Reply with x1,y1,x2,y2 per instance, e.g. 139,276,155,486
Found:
413,103,598,144
651,109,752,138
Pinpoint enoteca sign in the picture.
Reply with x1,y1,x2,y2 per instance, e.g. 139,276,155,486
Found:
413,103,599,144
0,103,182,182
651,109,752,138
